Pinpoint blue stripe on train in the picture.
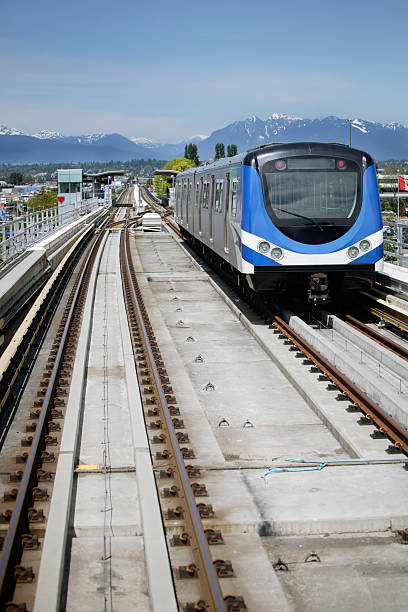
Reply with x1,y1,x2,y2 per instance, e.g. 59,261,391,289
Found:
241,243,383,266
351,243,383,264
242,244,281,266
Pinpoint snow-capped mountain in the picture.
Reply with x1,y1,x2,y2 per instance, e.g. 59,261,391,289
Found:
129,136,160,147
0,125,25,137
1,114,408,163
75,133,106,144
196,114,408,160
31,130,64,140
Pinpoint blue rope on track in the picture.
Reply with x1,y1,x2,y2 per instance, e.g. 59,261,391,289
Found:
261,457,404,483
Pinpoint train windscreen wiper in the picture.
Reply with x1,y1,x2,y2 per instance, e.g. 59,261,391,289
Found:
272,207,324,231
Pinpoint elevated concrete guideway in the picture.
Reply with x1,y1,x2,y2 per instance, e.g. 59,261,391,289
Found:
0,206,109,344
2,190,408,610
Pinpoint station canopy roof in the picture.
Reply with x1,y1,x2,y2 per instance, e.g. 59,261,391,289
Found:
153,169,179,177
83,170,125,184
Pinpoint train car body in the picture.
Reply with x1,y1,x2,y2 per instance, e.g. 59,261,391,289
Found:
175,142,383,302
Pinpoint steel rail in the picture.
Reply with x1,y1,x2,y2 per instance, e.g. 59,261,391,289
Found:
0,231,103,605
345,314,408,361
273,314,408,455
368,305,408,334
361,290,408,334
120,224,227,612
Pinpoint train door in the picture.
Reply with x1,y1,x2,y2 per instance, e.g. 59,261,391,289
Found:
213,178,224,253
186,180,190,229
224,173,230,253
182,181,187,225
189,179,193,230
193,176,200,235
202,179,208,237
175,181,180,221
197,176,203,236
209,175,215,242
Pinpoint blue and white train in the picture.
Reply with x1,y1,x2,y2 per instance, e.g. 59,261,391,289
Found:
174,142,383,302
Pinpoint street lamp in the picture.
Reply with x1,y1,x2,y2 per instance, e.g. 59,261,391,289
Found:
346,119,353,147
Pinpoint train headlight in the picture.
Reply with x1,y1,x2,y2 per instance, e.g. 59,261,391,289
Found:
359,239,371,252
347,246,360,259
271,247,284,260
258,241,270,254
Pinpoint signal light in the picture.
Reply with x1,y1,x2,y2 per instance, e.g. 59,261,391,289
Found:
275,160,286,171
337,160,346,170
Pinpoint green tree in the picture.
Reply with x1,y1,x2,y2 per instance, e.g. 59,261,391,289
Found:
185,143,199,166
227,144,238,157
214,143,225,160
154,158,195,199
8,171,24,185
28,187,57,212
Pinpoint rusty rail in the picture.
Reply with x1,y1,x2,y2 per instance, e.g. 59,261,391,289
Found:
120,224,245,611
0,228,106,608
272,314,408,456
345,314,408,362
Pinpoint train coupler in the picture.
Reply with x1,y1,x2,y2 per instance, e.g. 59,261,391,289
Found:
307,273,329,304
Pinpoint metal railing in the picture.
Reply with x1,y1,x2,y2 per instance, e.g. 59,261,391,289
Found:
0,197,107,264
383,219,408,267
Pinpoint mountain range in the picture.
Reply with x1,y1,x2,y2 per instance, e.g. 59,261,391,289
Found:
1,114,408,164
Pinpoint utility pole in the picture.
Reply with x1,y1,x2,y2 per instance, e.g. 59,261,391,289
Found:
346,119,352,147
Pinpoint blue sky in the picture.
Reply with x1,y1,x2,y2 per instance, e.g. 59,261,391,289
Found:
1,0,406,142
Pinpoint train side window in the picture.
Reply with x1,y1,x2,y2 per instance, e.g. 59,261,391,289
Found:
231,180,238,217
176,182,180,215
187,181,192,224
203,182,209,208
195,182,200,207
214,181,220,213
183,182,187,219
219,180,224,214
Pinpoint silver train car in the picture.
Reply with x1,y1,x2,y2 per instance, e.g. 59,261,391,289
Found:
174,142,383,302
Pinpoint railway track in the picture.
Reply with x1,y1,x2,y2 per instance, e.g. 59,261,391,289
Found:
270,314,408,456
0,207,130,609
120,222,245,612
2,182,407,609
0,227,108,608
360,289,408,334
0,200,245,610
344,314,408,361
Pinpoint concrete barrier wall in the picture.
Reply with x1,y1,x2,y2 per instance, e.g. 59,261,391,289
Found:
319,311,408,384
0,207,109,324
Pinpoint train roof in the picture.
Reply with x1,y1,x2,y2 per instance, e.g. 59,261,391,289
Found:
176,142,374,177
243,141,374,165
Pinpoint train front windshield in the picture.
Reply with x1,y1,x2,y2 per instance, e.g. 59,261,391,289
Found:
260,156,362,245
